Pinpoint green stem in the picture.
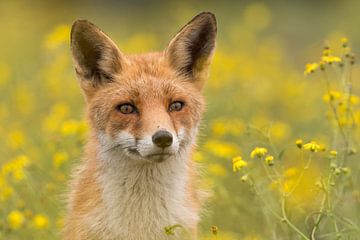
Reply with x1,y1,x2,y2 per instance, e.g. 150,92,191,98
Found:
311,192,327,240
281,195,310,240
311,168,335,239
322,71,348,146
250,179,283,220
342,62,353,166
326,177,341,238
286,152,312,197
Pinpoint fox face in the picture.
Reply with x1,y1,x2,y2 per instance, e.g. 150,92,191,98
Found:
70,13,216,164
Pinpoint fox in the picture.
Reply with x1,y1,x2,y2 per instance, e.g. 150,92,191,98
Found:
64,12,217,240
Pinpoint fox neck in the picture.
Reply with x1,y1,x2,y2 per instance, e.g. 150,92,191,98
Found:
90,134,198,239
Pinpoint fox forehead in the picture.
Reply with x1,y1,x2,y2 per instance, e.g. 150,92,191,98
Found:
91,52,203,105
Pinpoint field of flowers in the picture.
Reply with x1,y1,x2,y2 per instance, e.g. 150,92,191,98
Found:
0,1,360,239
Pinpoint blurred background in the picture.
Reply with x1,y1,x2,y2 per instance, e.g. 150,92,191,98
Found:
0,0,359,239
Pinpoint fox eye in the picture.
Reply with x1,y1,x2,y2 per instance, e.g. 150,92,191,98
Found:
169,101,184,112
116,103,136,114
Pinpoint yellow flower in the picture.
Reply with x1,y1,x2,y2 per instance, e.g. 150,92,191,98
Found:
304,63,318,75
265,155,274,166
0,184,13,202
250,147,268,158
208,164,227,177
321,55,342,64
44,24,71,50
32,214,49,229
270,122,290,140
12,169,26,181
211,119,245,137
350,95,360,105
241,174,249,182
323,91,342,102
341,37,348,47
319,143,326,152
43,102,70,133
319,60,326,70
193,151,204,162
61,119,80,136
284,167,298,178
211,225,219,236
2,155,30,181
269,180,279,190
341,167,350,175
53,152,69,168
78,120,89,139
204,140,239,159
303,141,321,152
322,48,331,56
295,139,303,149
232,156,248,172
15,155,30,167
330,150,338,157
282,179,295,193
8,130,25,149
7,210,25,229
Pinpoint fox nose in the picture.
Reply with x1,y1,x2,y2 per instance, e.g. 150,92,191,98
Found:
152,130,173,148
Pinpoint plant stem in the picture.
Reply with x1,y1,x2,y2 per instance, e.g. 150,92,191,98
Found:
311,169,336,239
322,71,348,146
311,192,327,240
286,152,312,197
281,195,310,240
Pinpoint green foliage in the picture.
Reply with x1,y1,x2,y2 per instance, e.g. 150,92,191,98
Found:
0,1,360,239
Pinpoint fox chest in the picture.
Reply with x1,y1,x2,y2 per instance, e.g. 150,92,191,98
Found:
86,166,198,240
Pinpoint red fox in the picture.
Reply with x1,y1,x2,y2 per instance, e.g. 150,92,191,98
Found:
65,12,217,240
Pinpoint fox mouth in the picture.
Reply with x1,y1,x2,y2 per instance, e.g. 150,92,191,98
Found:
127,148,172,162
146,153,172,162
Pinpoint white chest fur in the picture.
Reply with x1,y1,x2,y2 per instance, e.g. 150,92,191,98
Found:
85,150,198,240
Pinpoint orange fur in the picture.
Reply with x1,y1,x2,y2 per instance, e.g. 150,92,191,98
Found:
65,12,216,240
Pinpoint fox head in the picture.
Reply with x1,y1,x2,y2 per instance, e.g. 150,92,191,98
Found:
70,13,216,163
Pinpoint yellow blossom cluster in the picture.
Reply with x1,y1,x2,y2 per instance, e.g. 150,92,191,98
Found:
304,38,354,75
43,102,88,138
250,147,268,158
6,210,50,230
2,155,30,182
0,4,359,239
211,119,245,137
232,147,275,174
302,141,321,152
7,210,25,229
232,156,248,172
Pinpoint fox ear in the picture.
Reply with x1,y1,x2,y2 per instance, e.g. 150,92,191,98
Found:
70,20,124,96
165,12,217,90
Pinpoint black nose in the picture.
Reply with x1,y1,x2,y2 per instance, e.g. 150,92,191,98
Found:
152,130,173,148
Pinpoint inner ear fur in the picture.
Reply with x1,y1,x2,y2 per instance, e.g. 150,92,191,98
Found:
70,20,124,90
166,12,217,90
